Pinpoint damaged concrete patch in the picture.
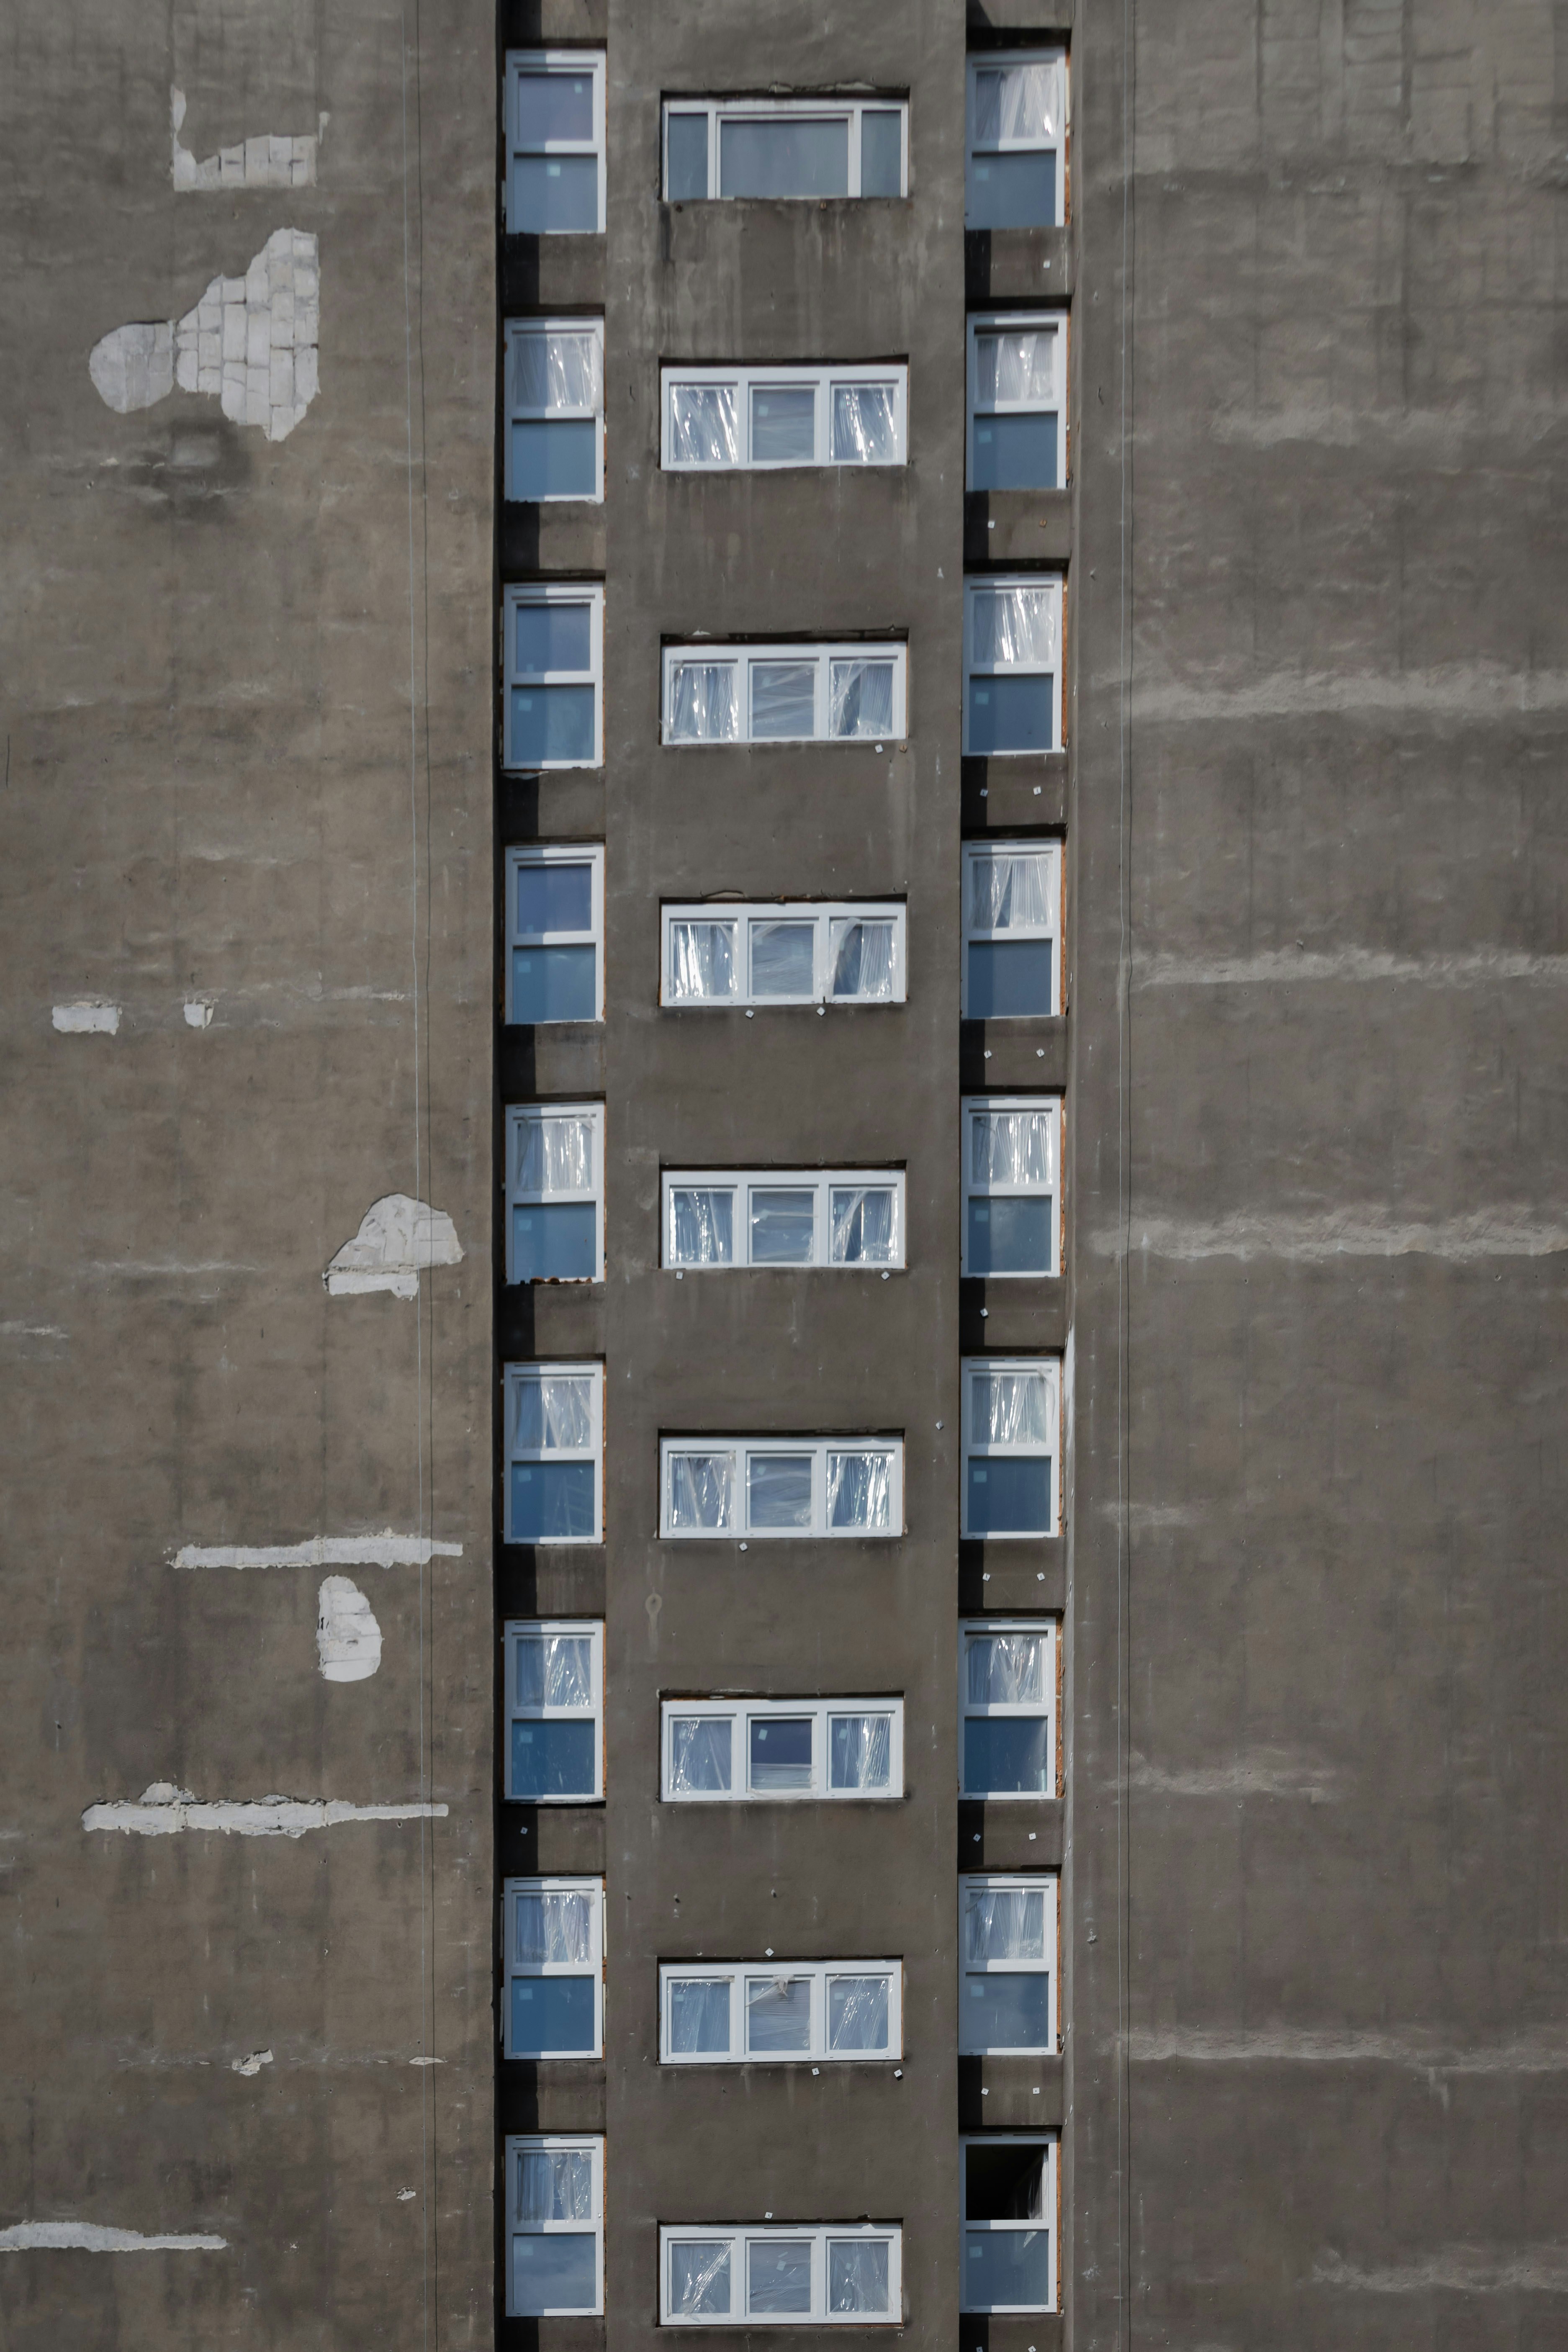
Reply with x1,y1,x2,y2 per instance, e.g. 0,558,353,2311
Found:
52,1002,121,1035
171,85,326,192
231,2049,274,2077
173,1530,462,1571
89,229,319,444
325,1195,463,1298
82,1784,448,1838
316,1577,381,1682
0,2221,228,2253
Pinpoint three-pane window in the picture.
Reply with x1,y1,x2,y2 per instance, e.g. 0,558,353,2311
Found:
506,52,606,234
505,1619,604,1802
961,2137,1058,2313
507,1105,603,1284
962,1098,1060,1277
959,1874,1058,2054
505,318,603,501
660,1437,902,1539
964,577,1061,756
663,902,905,1008
504,1362,604,1545
506,2135,604,2317
663,98,908,202
663,642,907,744
504,584,603,771
661,1961,902,2064
962,843,1060,1018
962,1356,1060,1538
661,1698,903,1802
967,314,1065,492
503,1877,605,2058
662,1171,904,1270
965,51,1066,228
506,846,604,1025
661,364,907,470
959,1620,1058,1799
661,2225,902,2325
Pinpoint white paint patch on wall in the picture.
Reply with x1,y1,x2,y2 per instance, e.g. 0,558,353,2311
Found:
317,1578,381,1681
82,1784,449,1839
183,1000,213,1028
231,2049,274,2077
325,1195,463,1298
0,2221,227,2254
89,229,319,444
53,1002,121,1035
170,86,326,192
172,1530,463,1571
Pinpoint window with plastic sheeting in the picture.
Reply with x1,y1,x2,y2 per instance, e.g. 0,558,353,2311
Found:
661,902,906,1008
960,2136,1059,2313
965,49,1066,229
503,1876,605,2058
662,643,906,744
505,1362,603,1545
661,1960,902,2064
660,1437,902,1539
506,1619,604,1802
959,1873,1058,2054
967,312,1065,492
661,98,907,201
962,1097,1060,1277
660,1698,903,1803
506,2135,604,2317
506,51,606,234
661,1170,903,1271
964,575,1062,756
505,317,604,501
506,845,604,1026
661,2225,902,2326
961,843,1060,1019
506,1104,603,1284
504,584,603,770
962,1356,1059,1539
661,363,907,470
959,1619,1058,1800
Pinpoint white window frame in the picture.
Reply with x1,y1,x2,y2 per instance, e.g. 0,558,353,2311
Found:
505,2134,605,2318
660,1697,905,1804
504,317,605,503
661,2224,903,2326
506,845,605,1026
961,1098,1061,1279
504,583,604,773
660,363,908,470
959,1619,1059,1802
958,1873,1059,2055
659,1437,904,1540
503,1876,606,2059
505,51,606,235
505,1618,604,1804
961,843,1062,1019
962,576,1062,757
965,313,1067,492
661,1170,905,1272
960,2135,1059,2314
506,1104,604,1285
661,643,907,745
661,98,909,202
662,902,908,1009
961,1356,1060,1540
965,50,1067,229
660,1961,903,2065
504,1361,604,1547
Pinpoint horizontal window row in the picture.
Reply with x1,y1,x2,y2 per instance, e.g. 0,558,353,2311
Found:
665,98,907,203
661,363,906,471
663,900,906,1010
663,1170,904,1270
660,1436,902,1539
661,640,907,745
500,1876,1056,2061
662,1697,904,1803
662,2223,903,2327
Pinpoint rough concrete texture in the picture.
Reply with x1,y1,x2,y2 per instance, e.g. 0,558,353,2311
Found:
0,1,496,2347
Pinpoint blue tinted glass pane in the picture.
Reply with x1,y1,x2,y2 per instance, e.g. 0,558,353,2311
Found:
967,1455,1052,1535
751,388,815,463
511,1718,597,1799
513,1202,598,1282
967,673,1055,754
967,940,1054,1018
971,412,1059,491
666,113,709,198
720,117,848,198
967,1196,1053,1274
749,1716,812,1790
512,154,599,233
968,151,1057,229
964,1717,1051,1796
861,111,902,195
510,1460,598,1542
510,684,596,766
512,2232,599,2315
962,2230,1052,2311
510,1974,596,2053
516,861,592,934
964,1974,1051,2049
515,72,595,144
512,419,598,499
514,602,593,674
512,945,597,1023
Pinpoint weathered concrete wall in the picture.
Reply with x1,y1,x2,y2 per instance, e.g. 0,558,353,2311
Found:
0,2,496,2344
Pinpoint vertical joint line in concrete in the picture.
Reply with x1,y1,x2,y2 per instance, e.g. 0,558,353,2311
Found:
1116,0,1136,2344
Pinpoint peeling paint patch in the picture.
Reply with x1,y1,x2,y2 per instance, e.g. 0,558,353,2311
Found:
397,2189,418,2203
1095,1210,1568,1262
53,1002,121,1035
170,86,326,191
173,1530,462,1571
82,1784,449,1839
0,2222,227,2254
317,1578,381,1681
325,1195,463,1298
409,2056,444,2067
90,229,319,444
231,2049,273,2077
183,1000,213,1029
1312,2246,1568,2294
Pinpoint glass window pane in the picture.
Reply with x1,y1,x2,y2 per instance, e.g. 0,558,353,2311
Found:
513,1201,597,1282
749,1716,813,1791
964,1716,1051,1795
513,154,600,233
976,331,1057,407
517,1888,593,1963
670,1188,735,1266
827,1451,891,1530
969,851,1054,931
967,673,1055,756
971,411,1058,491
669,1716,733,1792
668,661,739,742
751,661,817,739
830,1186,897,1264
512,417,598,499
516,71,596,144
974,62,1059,145
968,149,1056,229
830,2241,891,2314
967,2144,1049,2221
831,384,898,463
966,1886,1046,1962
511,1974,596,2053
972,1109,1054,1185
967,939,1054,1018
747,1452,815,1527
971,581,1056,665
667,1452,735,1531
671,2241,732,2317
669,383,738,465
860,110,902,195
830,919,896,1000
830,658,895,739
827,1976,889,2052
514,1632,593,1710
514,329,601,413
751,920,816,997
971,1367,1051,1446
720,117,848,198
968,1195,1052,1275
516,861,593,936
513,944,597,1023
516,1114,594,1198
670,1979,733,2053
511,684,597,765
967,1456,1052,1535
745,1977,812,2052
510,1460,598,1540
666,113,709,200
751,386,816,462
748,2239,814,2314
967,1633,1046,1706
512,1717,597,1797
516,602,593,674
963,2230,1052,2311
668,920,737,1001
964,1973,1051,2050
512,2233,598,2315
829,1712,892,1790
749,1190,816,1265
512,1376,594,1451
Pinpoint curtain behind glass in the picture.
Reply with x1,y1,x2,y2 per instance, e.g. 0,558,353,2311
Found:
972,1367,1050,1446
669,383,739,465
670,1188,735,1265
830,1187,896,1263
671,2241,732,2317
830,919,896,999
668,661,740,741
831,384,898,463
517,1889,593,1964
830,658,895,738
669,1716,732,1792
830,2241,890,2313
516,1633,594,1710
975,331,1056,407
668,920,736,1001
970,584,1058,668
969,852,1052,932
512,1374,593,1452
518,2147,594,2222
826,1451,891,1530
967,1632,1045,1706
830,1712,892,1789
827,1975,890,2051
667,1452,735,1530
517,1113,594,1196
668,1979,732,2052
965,1885,1046,1964
974,61,1059,144
514,330,601,414
970,1110,1053,1187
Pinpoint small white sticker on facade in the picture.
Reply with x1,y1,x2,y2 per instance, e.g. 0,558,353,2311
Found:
325,1195,463,1299
316,1577,382,1681
52,1002,121,1035
89,229,321,445
170,86,327,192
